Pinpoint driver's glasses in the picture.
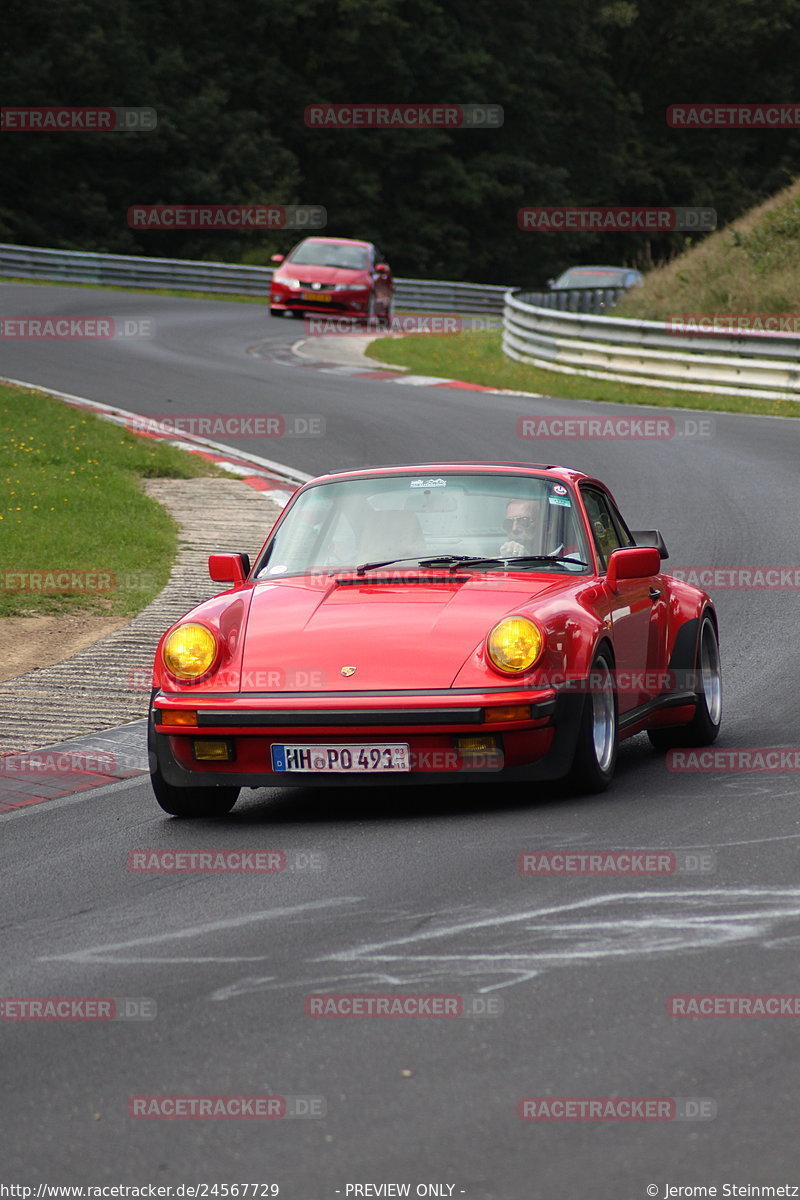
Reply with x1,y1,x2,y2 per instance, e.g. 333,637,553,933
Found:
503,515,536,532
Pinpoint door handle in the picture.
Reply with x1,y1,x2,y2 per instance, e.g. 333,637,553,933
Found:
649,587,661,600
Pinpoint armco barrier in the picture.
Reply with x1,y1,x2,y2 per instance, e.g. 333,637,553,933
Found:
4,242,796,398
0,243,507,314
503,290,800,401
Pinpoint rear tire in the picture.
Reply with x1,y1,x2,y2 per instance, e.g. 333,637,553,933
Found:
648,614,722,750
564,648,618,793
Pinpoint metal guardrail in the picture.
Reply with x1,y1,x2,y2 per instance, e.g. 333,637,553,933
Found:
503,290,800,400
515,286,628,314
0,242,507,313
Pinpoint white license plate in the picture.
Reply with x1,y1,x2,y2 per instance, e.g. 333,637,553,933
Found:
271,743,410,773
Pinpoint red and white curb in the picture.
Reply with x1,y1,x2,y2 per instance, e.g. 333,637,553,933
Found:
315,364,499,390
1,376,310,505
288,332,542,395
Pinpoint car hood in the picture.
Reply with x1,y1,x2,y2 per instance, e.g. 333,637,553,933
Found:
238,573,572,690
278,264,367,284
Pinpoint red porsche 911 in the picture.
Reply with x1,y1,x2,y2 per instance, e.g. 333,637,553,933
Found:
148,463,722,816
268,236,394,319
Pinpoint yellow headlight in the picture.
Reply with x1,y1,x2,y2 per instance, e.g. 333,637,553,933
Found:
163,623,218,681
486,616,543,674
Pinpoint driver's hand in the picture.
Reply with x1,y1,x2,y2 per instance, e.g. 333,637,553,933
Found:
500,540,526,557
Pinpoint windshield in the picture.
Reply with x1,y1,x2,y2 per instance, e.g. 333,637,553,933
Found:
255,473,591,578
287,241,368,270
553,267,635,288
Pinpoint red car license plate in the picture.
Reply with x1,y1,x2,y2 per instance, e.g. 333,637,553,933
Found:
302,291,332,302
271,743,410,773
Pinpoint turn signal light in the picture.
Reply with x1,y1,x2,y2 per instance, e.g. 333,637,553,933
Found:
485,705,532,723
160,710,198,726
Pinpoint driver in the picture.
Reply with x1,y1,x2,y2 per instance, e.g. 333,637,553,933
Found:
499,498,544,558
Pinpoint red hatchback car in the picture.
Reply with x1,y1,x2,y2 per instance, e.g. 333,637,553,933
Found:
269,236,394,319
148,463,722,816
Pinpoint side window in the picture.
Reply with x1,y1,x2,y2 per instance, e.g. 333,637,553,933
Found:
581,488,623,569
606,496,635,547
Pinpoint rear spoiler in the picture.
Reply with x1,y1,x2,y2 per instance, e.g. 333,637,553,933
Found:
631,529,669,560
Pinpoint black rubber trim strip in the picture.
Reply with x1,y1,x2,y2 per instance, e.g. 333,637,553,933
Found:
189,699,556,728
618,690,697,731
197,707,486,727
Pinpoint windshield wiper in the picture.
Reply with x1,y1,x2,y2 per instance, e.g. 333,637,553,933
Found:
351,553,587,576
433,554,588,572
353,556,437,575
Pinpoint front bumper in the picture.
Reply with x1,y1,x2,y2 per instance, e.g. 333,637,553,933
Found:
269,285,371,314
149,687,585,788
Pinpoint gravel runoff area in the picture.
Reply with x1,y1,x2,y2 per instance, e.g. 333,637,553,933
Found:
0,478,280,755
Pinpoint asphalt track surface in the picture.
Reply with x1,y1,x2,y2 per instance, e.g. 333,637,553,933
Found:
2,284,800,1196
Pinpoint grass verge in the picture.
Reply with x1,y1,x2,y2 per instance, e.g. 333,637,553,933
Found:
616,177,800,321
0,382,223,618
366,330,800,418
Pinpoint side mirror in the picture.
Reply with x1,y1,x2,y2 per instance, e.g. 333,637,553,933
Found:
209,552,250,586
270,253,284,264
630,529,669,559
605,546,661,590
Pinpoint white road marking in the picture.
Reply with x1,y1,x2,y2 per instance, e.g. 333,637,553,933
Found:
39,897,362,963
209,888,800,998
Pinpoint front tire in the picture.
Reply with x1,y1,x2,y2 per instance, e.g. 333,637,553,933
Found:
564,649,618,793
648,614,722,750
150,762,240,818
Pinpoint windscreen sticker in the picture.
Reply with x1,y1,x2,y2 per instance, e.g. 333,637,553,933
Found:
552,484,568,495
410,477,447,488
548,495,571,507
